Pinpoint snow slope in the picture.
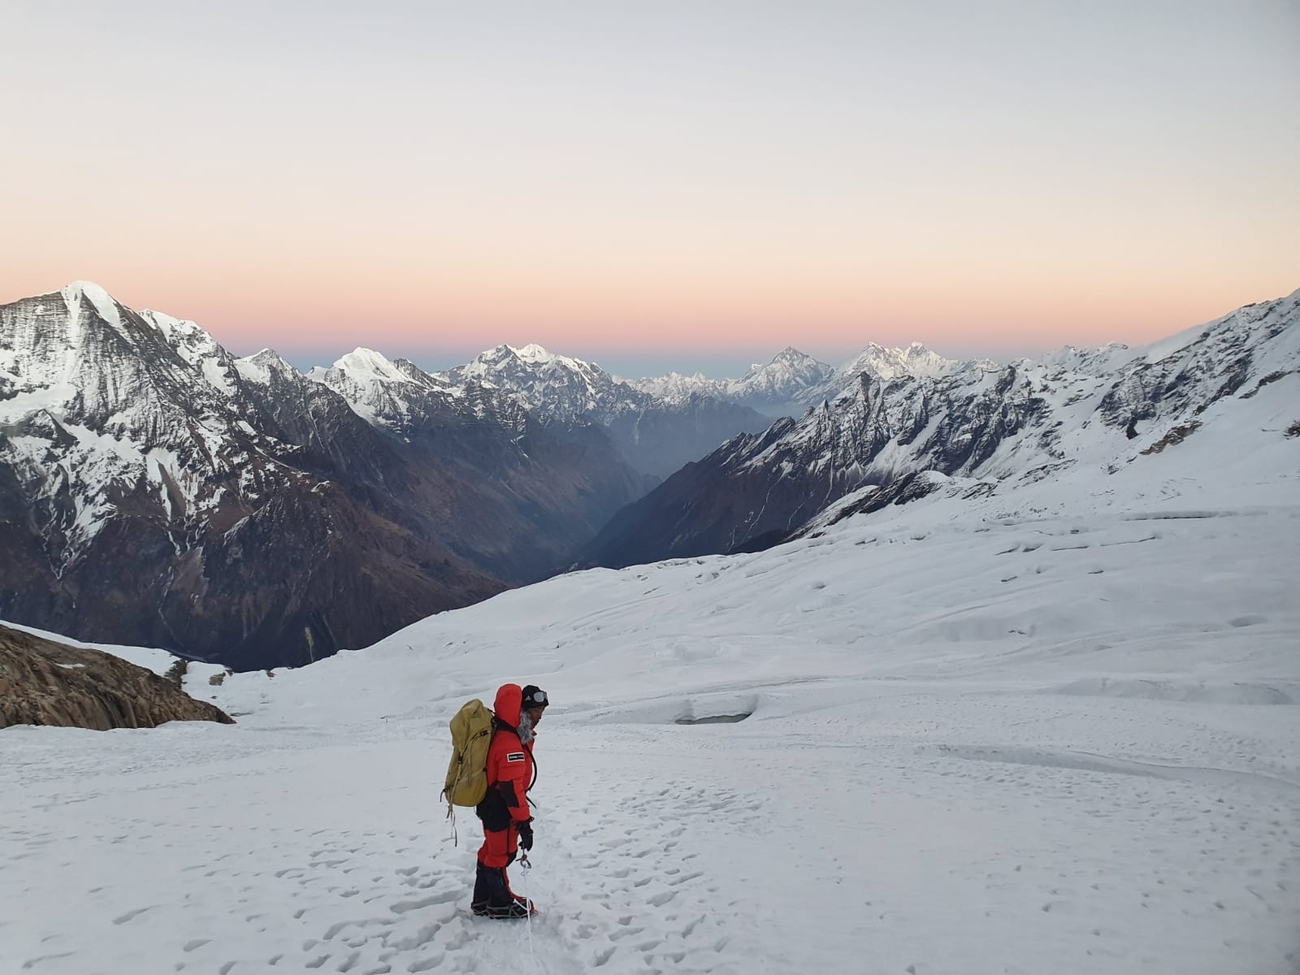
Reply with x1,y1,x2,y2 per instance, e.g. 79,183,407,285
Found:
1,382,1298,974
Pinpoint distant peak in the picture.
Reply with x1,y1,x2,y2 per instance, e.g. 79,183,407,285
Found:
470,343,593,374
63,280,113,301
840,341,957,380
332,348,411,384
234,348,300,385
514,343,554,361
61,280,122,329
247,348,291,365
477,344,520,362
335,347,394,368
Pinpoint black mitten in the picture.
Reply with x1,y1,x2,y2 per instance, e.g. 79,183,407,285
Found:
516,819,534,851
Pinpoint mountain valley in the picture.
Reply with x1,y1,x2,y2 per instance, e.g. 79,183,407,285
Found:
2,282,1296,669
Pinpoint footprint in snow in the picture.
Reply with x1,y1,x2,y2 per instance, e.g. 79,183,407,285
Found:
111,906,156,925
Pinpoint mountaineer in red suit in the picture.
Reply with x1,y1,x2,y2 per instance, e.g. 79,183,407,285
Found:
471,682,549,918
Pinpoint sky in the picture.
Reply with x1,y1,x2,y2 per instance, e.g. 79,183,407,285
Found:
4,0,1298,377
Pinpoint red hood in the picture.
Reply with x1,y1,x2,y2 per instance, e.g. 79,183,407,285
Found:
493,683,523,723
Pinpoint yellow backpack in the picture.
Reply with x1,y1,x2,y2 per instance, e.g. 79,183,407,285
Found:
441,699,495,842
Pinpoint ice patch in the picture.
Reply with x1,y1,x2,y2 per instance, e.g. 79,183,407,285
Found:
585,692,762,725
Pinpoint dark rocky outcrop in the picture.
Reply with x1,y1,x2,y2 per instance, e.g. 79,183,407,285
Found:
0,623,234,730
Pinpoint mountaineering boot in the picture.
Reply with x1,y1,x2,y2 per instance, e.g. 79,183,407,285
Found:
502,865,536,916
470,861,495,915
482,899,533,919
470,863,534,919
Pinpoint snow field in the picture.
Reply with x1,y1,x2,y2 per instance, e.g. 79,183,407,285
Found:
2,675,1296,974
3,433,1298,973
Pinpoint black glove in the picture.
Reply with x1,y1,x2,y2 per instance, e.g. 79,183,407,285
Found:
516,819,534,851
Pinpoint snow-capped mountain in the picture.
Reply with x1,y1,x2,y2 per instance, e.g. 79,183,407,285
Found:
624,370,729,405
441,344,773,478
448,343,620,421
831,340,962,384
580,290,1300,567
0,285,644,669
729,346,838,412
629,344,957,417
307,348,462,427
0,282,308,569
9,280,1294,665
631,347,837,416
309,346,651,581
770,341,967,413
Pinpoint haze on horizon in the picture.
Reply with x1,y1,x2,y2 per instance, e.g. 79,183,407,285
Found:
4,1,1298,379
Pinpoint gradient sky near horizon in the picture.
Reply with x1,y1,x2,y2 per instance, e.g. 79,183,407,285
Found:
4,1,1298,378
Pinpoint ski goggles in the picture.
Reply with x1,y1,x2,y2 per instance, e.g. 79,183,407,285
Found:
523,688,548,708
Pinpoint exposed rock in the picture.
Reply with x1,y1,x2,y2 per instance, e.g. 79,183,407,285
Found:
580,290,1299,568
0,286,647,670
0,623,234,730
442,343,774,479
1139,422,1203,455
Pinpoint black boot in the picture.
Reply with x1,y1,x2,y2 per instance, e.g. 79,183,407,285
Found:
471,863,531,919
502,865,536,916
470,861,495,915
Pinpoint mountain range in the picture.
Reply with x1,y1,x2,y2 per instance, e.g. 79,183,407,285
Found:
3,281,1295,670
579,290,1300,567
441,343,778,479
0,283,832,668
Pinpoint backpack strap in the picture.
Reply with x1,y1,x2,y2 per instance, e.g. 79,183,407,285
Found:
525,742,538,807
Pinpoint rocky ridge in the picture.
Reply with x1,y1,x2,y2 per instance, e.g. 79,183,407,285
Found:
440,344,775,478
0,622,234,730
0,284,644,669
580,291,1300,567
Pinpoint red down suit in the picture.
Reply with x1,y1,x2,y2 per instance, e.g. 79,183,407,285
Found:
475,683,535,868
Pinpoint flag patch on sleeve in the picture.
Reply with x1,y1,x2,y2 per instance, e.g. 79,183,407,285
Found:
506,752,526,763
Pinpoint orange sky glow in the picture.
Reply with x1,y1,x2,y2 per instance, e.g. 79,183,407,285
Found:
3,2,1297,375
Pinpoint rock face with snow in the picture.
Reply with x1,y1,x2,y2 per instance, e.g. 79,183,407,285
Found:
630,344,955,418
580,291,1300,567
728,346,838,413
828,341,961,385
0,284,644,670
0,622,233,730
630,347,837,417
308,347,652,582
443,344,774,479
